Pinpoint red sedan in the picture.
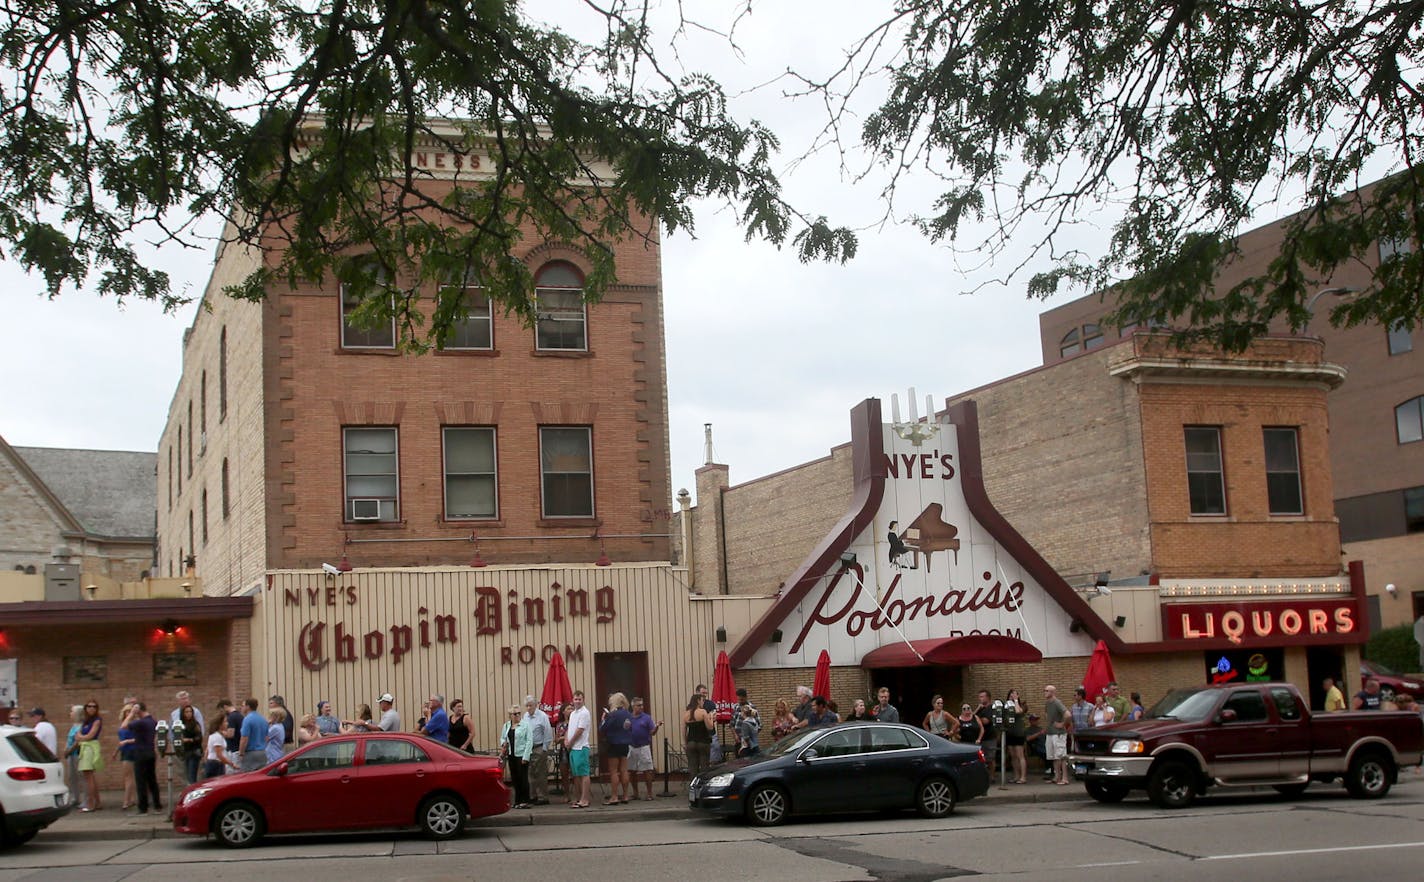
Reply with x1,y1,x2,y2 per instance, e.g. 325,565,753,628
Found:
173,733,508,846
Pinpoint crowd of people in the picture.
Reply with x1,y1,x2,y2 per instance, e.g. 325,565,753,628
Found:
9,670,1421,815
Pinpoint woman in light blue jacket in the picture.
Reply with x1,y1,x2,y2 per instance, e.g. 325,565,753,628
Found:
499,705,533,809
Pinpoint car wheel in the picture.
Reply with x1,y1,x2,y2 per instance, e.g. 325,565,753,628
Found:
1147,760,1196,809
1,826,38,848
1345,752,1393,799
213,802,265,848
1085,781,1129,803
915,777,958,818
1272,783,1309,799
745,785,789,826
418,794,467,840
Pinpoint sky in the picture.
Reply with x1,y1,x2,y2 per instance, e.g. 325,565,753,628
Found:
0,1,1320,506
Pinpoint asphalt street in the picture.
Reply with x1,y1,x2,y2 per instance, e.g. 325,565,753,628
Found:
4,781,1422,882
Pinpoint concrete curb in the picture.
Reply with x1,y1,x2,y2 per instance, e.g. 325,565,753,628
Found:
34,782,1085,842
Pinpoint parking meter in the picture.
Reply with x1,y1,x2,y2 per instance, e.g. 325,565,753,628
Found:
155,719,170,754
991,699,1004,728
990,700,1006,786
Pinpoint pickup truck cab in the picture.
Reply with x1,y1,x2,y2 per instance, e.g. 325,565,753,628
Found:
1068,681,1424,808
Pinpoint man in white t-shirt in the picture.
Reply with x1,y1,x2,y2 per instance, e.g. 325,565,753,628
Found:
564,691,592,808
28,708,58,756
373,693,401,731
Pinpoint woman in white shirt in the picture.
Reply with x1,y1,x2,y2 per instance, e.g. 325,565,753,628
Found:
1091,693,1115,728
203,716,237,779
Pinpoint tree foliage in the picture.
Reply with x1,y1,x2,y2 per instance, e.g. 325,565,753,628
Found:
808,0,1423,347
0,0,854,347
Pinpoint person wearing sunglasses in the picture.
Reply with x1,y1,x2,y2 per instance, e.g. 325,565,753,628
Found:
75,700,105,811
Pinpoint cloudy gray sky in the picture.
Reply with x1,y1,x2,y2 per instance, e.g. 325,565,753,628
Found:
0,2,1307,505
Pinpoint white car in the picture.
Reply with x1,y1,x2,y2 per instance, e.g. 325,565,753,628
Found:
0,724,70,847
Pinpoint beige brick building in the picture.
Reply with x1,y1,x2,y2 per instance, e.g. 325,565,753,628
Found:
1038,177,1424,633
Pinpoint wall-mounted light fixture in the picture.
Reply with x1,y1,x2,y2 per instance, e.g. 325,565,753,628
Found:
593,530,612,567
715,625,728,643
181,581,193,597
469,533,487,568
1113,615,1127,628
838,551,857,569
159,618,180,636
770,629,783,644
85,583,98,600
336,554,353,573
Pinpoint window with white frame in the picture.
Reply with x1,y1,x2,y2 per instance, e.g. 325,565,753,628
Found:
540,427,593,517
443,427,497,519
535,262,587,350
438,284,493,350
1185,426,1226,515
1397,396,1424,444
340,261,397,349
1263,427,1303,515
343,427,399,522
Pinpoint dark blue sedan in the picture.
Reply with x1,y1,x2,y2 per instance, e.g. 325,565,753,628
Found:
688,722,989,825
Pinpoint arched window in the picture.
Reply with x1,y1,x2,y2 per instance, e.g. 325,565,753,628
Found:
1059,328,1081,358
534,262,587,350
1396,396,1424,444
1082,322,1104,351
221,458,230,520
219,326,228,421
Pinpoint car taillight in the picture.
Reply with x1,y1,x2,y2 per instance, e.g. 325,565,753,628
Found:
7,766,46,781
977,750,986,765
485,767,504,781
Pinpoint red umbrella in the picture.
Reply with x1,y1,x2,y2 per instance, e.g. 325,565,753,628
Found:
1081,640,1116,703
711,650,738,723
813,649,832,700
539,651,574,721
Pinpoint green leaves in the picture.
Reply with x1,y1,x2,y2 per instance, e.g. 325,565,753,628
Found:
0,0,854,347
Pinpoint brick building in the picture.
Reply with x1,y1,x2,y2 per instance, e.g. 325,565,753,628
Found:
684,334,1366,720
1038,179,1423,633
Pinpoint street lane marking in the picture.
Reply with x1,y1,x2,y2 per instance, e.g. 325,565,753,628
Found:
1076,861,1142,868
1203,841,1424,861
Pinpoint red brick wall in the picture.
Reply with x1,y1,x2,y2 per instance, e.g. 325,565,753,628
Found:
8,620,239,791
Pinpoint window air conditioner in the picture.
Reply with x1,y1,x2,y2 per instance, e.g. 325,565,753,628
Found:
350,498,382,520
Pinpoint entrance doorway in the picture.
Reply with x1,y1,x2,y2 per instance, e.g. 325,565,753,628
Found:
868,666,966,724
594,651,650,713
1306,646,1345,711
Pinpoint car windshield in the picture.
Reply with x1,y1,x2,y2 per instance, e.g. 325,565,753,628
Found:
7,731,56,763
1146,688,1221,722
765,728,825,757
1366,660,1398,677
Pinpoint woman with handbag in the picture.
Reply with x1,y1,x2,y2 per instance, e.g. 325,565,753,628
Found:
499,705,533,809
75,699,104,811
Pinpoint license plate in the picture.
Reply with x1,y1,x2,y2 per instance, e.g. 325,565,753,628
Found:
1073,763,1088,776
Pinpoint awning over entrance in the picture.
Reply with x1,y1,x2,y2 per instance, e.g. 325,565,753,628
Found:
860,635,1043,669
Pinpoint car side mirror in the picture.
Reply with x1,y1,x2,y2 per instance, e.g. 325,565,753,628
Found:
799,748,818,763
1217,709,1237,724
275,761,290,776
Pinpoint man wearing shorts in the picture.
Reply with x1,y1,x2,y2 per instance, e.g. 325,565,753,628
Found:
627,697,662,800
564,691,592,808
1043,685,1070,785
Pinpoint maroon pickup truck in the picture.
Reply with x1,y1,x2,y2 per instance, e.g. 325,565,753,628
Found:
1068,682,1424,808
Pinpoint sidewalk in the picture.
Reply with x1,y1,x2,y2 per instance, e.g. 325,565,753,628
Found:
38,774,1083,841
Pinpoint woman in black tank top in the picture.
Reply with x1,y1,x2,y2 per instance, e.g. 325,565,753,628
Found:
956,702,981,744
682,693,714,776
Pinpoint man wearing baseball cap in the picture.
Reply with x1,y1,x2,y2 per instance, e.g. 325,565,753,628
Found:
28,708,57,755
374,693,401,732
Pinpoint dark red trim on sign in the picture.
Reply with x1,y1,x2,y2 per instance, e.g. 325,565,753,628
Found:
947,400,1128,653
860,635,1043,669
728,398,885,667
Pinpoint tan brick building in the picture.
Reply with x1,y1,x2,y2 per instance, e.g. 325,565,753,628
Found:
1038,178,1424,633
684,335,1365,722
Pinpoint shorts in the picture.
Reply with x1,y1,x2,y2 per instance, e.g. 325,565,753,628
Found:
1005,733,1025,747
1046,733,1067,760
604,743,630,759
569,746,590,777
627,745,654,772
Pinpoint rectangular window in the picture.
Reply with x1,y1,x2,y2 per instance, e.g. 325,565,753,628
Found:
153,653,197,686
535,288,587,350
443,427,497,519
63,656,107,686
440,287,493,350
340,265,397,348
1397,397,1424,444
1184,427,1226,515
167,446,173,511
540,427,593,517
1388,321,1413,355
343,427,399,521
201,488,209,544
1263,427,1303,515
1405,487,1424,533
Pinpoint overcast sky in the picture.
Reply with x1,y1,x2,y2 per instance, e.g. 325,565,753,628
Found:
0,1,1318,507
